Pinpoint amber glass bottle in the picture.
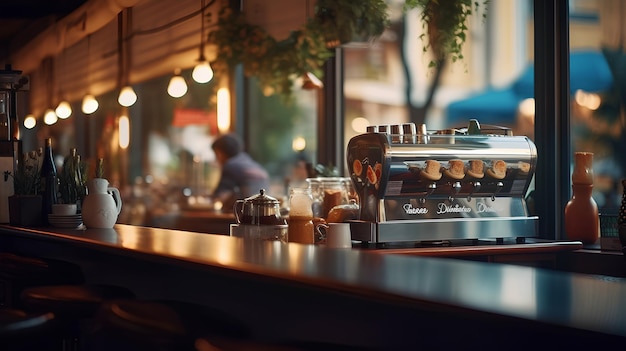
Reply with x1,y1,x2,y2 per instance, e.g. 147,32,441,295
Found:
564,152,599,244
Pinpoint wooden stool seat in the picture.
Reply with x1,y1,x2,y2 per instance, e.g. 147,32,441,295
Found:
95,299,251,350
0,308,55,338
20,284,135,320
0,253,84,308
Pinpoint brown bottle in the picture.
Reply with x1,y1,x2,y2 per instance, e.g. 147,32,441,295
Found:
564,152,599,244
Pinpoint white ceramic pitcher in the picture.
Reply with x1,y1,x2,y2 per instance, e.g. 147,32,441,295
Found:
81,178,122,229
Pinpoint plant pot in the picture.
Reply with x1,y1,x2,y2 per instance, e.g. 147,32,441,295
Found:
52,203,78,216
8,195,43,227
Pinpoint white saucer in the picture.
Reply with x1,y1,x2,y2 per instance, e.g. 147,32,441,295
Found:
48,214,83,228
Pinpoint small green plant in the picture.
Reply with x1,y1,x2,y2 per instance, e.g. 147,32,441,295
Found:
3,149,43,195
404,0,488,67
95,158,104,178
58,149,87,204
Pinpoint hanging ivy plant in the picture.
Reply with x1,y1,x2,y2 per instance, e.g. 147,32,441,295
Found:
404,0,488,67
208,0,389,100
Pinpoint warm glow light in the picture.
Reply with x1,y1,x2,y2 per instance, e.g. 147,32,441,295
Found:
217,87,230,133
518,98,535,117
82,94,99,114
192,61,214,83
118,86,138,107
44,109,58,125
119,114,130,149
55,101,72,119
167,70,188,98
351,117,370,133
575,90,602,110
23,114,36,129
292,136,306,151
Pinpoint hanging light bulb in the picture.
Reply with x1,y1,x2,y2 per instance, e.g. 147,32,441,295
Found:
118,86,138,107
192,60,214,83
55,100,72,119
23,114,36,129
167,69,188,98
44,109,58,125
82,94,99,114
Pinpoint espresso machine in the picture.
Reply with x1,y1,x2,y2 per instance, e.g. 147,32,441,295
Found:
0,64,29,223
346,120,538,246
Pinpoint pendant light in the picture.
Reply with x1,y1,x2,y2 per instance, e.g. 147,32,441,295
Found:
55,50,72,119
192,0,213,84
23,114,36,129
55,101,72,119
43,57,58,125
118,86,137,107
82,94,99,114
168,68,188,98
82,35,99,114
117,11,137,107
44,108,58,125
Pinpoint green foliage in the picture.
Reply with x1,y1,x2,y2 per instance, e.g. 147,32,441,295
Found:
58,151,87,204
209,0,389,101
4,149,42,195
95,158,104,178
404,0,488,67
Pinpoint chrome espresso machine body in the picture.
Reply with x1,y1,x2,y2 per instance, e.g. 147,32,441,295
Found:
346,122,538,245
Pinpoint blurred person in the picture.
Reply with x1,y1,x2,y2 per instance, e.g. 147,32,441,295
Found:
211,133,270,208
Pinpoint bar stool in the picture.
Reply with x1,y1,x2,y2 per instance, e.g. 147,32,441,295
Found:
0,252,84,308
93,299,252,351
0,308,57,351
20,284,136,351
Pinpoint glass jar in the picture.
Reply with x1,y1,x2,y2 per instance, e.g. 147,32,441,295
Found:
306,177,352,220
288,187,314,244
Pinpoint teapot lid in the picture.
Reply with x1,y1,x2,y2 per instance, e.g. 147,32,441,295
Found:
244,189,279,205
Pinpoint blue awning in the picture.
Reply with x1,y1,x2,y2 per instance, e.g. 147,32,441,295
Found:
446,50,614,126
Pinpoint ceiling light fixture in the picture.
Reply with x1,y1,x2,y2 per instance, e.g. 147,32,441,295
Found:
117,10,137,107
44,108,58,125
82,94,99,114
118,86,137,107
23,114,36,129
55,50,72,119
168,69,188,98
82,35,99,114
192,0,213,84
55,101,72,119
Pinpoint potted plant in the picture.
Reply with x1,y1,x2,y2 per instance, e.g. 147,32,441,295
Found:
4,148,44,226
56,149,87,215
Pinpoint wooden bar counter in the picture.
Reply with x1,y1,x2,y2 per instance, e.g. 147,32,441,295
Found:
1,224,624,349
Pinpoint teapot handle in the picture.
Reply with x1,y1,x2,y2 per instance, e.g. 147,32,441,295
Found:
233,199,244,224
108,187,123,215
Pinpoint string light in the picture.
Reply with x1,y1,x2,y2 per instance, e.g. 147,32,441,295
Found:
44,108,58,125
167,69,188,98
192,61,214,83
23,114,36,129
82,94,99,114
55,100,72,119
118,86,137,107
192,0,213,84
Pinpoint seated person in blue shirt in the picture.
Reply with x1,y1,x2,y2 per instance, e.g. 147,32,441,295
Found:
211,133,270,208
